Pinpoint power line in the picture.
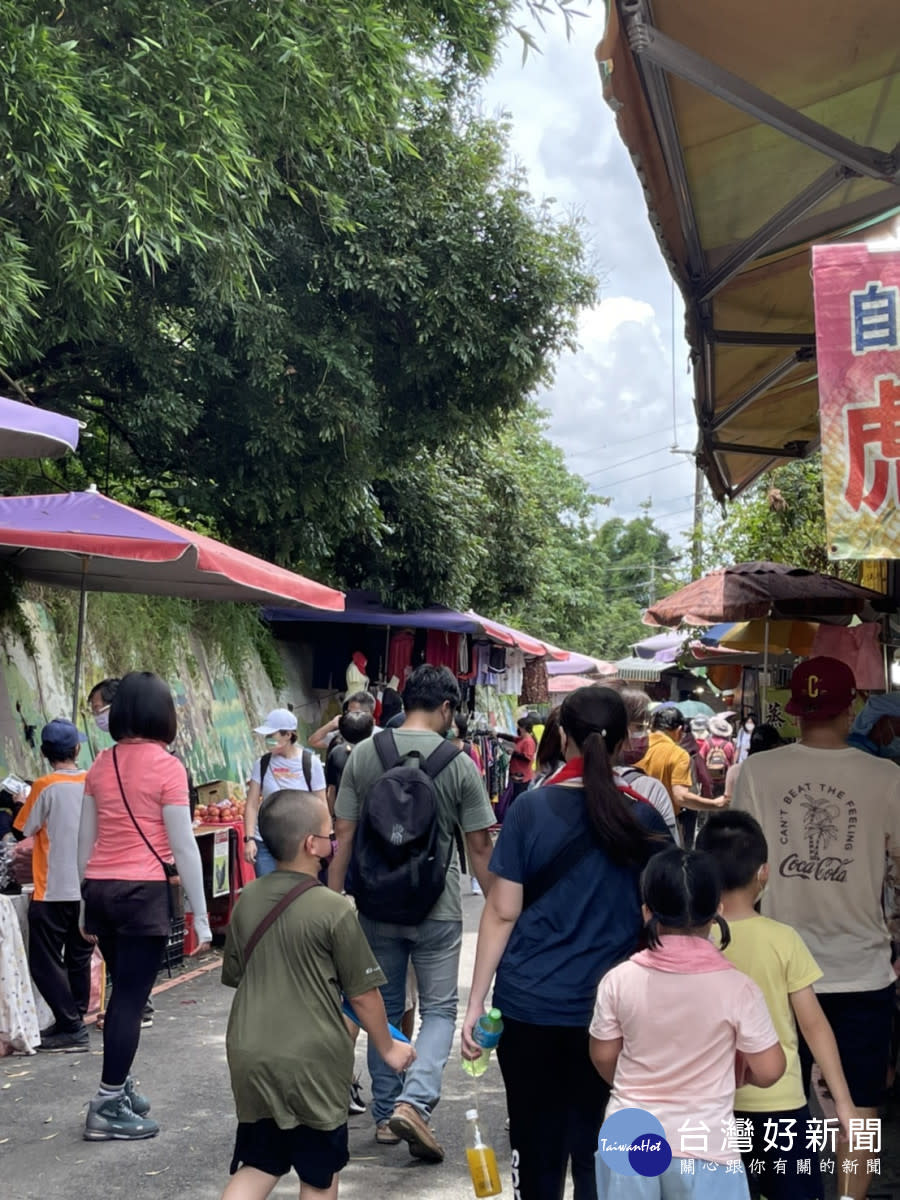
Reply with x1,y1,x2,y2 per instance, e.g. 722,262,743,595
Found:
564,420,696,456
589,460,685,490
580,443,677,479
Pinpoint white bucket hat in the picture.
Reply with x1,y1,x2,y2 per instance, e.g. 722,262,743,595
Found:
708,715,733,738
254,708,298,736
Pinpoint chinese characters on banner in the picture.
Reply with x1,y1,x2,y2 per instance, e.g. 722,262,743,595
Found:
812,244,900,558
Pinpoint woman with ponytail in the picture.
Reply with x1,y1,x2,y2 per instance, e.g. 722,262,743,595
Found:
462,687,672,1200
590,848,785,1197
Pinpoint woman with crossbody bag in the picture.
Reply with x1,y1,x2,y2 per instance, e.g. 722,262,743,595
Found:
461,688,672,1200
77,671,211,1142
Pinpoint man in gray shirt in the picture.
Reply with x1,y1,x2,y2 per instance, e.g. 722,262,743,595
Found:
330,665,494,1164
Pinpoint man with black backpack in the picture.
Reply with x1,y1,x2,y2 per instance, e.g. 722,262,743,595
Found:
329,664,495,1164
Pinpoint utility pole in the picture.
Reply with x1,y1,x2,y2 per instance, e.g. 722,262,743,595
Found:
648,561,657,607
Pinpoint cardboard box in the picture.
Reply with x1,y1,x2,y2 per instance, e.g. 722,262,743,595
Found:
195,780,239,806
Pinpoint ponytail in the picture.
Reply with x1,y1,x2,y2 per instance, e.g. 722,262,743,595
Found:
561,687,663,867
582,730,658,866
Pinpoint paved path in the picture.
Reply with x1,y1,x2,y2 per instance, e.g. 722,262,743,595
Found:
1,889,509,1200
4,887,900,1199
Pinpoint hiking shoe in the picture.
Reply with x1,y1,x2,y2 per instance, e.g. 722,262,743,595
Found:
84,1094,159,1141
349,1077,366,1115
38,1025,89,1053
388,1102,444,1162
124,1076,151,1117
375,1120,401,1146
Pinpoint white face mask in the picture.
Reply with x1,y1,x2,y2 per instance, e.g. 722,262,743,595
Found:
756,867,768,905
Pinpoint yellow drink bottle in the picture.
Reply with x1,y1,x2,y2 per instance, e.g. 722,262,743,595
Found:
465,1108,502,1197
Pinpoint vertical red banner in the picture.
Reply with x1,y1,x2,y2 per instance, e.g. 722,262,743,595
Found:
812,242,900,558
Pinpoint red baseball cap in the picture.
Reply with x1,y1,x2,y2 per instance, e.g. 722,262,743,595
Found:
785,656,856,720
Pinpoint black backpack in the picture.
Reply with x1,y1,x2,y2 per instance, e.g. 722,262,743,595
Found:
352,730,461,925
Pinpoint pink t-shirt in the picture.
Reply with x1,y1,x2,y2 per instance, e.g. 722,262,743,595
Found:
84,742,189,881
591,959,778,1164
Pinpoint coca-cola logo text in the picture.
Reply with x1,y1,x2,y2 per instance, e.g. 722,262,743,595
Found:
779,853,853,883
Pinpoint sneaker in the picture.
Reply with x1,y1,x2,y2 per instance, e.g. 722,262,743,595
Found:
39,1022,59,1039
124,1076,151,1117
388,1101,445,1162
38,1025,89,1054
375,1120,401,1146
140,1011,153,1029
349,1077,366,1115
84,1094,160,1141
470,877,483,895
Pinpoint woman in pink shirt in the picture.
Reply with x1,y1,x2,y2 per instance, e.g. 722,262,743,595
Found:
77,672,211,1143
589,848,785,1197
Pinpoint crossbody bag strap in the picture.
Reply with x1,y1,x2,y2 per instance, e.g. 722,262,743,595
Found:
302,749,313,791
243,878,321,965
522,832,595,910
112,745,175,879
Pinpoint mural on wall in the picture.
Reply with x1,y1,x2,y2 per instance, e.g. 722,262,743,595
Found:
0,599,329,788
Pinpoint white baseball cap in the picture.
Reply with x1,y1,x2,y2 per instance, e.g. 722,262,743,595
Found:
253,708,298,736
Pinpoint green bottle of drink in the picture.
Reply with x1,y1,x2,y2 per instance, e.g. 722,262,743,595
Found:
463,1008,503,1078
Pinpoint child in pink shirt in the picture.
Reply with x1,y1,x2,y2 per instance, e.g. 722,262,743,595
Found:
590,847,785,1198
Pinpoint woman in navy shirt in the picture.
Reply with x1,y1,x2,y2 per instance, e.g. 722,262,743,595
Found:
462,687,671,1200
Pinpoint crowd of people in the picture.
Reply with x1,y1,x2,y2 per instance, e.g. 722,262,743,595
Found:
4,655,900,1200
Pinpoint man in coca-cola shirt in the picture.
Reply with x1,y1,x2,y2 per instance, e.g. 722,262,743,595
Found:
733,656,900,1197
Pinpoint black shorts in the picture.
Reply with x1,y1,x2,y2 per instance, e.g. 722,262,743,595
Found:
230,1119,349,1188
798,982,895,1108
82,880,171,938
734,1105,823,1200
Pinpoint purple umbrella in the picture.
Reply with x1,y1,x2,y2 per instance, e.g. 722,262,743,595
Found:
0,395,79,459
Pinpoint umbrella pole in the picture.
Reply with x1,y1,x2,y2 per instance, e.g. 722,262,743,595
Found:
71,559,89,722
762,618,770,717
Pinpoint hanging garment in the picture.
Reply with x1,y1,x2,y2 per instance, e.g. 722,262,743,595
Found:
520,656,549,705
810,622,884,691
387,631,415,685
425,629,461,672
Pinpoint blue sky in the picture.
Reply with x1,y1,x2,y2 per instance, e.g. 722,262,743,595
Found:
480,7,701,544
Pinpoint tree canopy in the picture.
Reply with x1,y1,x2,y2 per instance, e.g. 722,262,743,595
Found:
0,0,682,659
702,456,859,582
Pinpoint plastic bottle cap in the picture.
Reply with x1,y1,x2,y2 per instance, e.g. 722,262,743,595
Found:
488,1008,502,1020
466,1109,478,1121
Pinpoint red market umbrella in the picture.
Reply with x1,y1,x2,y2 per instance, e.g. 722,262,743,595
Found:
0,489,345,716
644,562,886,627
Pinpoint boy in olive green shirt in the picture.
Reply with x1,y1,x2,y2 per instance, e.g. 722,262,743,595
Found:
222,789,414,1200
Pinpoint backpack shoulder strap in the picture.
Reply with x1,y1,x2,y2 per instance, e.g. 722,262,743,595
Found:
422,740,461,779
616,782,652,807
259,752,272,784
373,729,403,772
302,749,313,791
243,878,321,965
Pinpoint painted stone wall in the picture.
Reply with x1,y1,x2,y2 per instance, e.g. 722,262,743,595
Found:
0,598,326,788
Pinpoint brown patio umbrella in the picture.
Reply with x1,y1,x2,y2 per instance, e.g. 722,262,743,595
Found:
644,562,887,627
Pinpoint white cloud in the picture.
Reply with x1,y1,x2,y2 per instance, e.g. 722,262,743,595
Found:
481,13,701,541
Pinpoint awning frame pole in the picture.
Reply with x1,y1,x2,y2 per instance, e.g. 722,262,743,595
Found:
698,166,853,301
710,349,815,433
625,15,895,181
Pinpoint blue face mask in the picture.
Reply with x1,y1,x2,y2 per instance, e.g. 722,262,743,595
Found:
94,710,110,733
879,738,900,759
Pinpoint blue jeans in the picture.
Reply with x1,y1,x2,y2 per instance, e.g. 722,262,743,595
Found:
254,837,277,877
357,914,462,1125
